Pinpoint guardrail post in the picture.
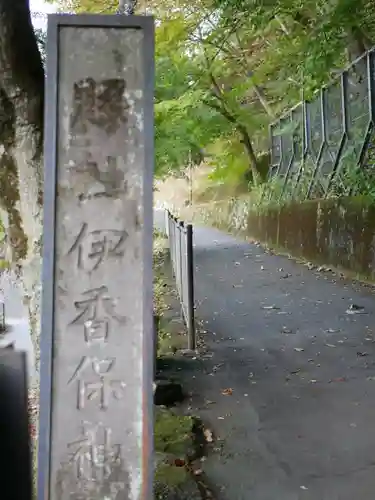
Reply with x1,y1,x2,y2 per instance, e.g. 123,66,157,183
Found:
172,217,175,272
165,210,196,351
165,209,169,238
173,217,178,277
178,221,184,300
186,224,196,350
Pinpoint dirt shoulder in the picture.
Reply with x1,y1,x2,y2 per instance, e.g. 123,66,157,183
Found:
153,232,213,500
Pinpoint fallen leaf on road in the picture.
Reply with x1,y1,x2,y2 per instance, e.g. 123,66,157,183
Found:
346,304,366,315
330,377,346,382
204,429,214,442
282,327,294,334
317,265,332,272
357,351,368,357
213,363,224,372
221,388,233,396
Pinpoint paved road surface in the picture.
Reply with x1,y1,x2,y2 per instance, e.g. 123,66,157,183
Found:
155,209,375,500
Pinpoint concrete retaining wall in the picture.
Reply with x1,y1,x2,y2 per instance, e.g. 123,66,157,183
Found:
186,196,375,282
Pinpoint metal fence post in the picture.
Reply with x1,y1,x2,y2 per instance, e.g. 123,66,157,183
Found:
180,226,185,308
165,209,169,238
178,221,184,300
167,214,172,265
171,216,175,270
186,224,196,350
173,217,178,277
165,211,196,351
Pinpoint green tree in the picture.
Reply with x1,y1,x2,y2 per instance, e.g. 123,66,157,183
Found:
154,16,235,178
49,0,375,183
152,6,273,181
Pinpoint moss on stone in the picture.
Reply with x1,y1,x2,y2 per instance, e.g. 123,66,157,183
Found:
154,408,195,497
155,407,192,456
155,462,189,488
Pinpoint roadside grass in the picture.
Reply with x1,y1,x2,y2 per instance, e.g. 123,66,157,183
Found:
153,230,198,498
154,407,193,496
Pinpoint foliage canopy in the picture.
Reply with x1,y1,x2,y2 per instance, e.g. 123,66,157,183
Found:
51,0,375,184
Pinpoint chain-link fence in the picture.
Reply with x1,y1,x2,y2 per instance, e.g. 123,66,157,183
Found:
165,210,196,350
269,49,375,202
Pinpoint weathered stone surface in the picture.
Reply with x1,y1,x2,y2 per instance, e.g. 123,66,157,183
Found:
45,22,152,500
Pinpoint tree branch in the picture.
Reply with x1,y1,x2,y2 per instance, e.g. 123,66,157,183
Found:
194,17,244,67
203,97,236,123
203,90,260,180
234,32,275,119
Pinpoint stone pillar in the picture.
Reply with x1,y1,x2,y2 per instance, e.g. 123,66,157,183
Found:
38,15,154,500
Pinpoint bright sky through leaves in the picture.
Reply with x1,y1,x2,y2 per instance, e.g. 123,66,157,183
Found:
30,0,57,30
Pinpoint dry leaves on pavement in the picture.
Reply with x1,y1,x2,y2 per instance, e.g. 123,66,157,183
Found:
221,388,233,396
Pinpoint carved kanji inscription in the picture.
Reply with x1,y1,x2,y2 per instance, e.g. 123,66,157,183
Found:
68,223,128,271
68,357,126,410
